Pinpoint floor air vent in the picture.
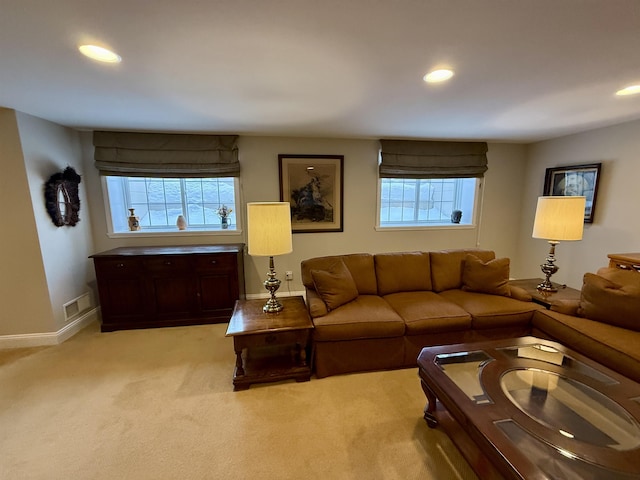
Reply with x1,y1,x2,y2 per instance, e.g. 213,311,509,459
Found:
63,293,91,322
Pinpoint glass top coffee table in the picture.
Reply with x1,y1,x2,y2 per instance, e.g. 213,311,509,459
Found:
417,337,640,480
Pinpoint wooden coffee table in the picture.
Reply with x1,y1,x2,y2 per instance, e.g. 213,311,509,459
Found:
417,337,640,480
225,296,313,391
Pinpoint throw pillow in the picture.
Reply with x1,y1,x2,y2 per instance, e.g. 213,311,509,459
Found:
577,272,640,331
311,259,359,311
461,254,511,296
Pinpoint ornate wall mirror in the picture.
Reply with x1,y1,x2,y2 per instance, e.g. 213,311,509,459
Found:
44,167,81,227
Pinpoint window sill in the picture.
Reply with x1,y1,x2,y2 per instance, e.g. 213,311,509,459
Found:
375,224,475,232
107,229,243,239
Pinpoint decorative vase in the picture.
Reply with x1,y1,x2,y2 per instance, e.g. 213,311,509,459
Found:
221,216,228,229
451,210,462,224
128,208,141,231
176,214,187,230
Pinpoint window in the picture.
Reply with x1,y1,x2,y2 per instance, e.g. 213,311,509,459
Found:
378,177,478,228
104,176,238,233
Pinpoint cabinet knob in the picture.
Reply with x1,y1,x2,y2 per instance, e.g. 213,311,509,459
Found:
116,263,125,268
164,261,172,266
210,260,217,264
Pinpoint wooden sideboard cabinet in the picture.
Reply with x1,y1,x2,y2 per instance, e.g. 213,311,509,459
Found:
608,252,640,272
90,244,245,332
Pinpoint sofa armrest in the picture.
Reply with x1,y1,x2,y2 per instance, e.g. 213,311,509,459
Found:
305,288,329,318
549,298,581,315
509,285,533,302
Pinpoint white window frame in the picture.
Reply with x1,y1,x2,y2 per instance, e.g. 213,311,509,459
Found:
101,176,243,238
375,177,482,231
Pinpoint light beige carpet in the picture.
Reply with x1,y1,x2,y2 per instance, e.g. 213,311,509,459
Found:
0,321,477,480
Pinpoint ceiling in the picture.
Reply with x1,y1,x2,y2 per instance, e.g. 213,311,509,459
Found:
2,0,640,142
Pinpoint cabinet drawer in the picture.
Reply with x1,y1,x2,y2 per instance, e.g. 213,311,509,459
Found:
195,253,236,271
143,256,190,272
94,258,142,275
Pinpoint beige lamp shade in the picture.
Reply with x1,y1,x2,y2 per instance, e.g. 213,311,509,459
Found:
247,202,293,256
532,196,586,241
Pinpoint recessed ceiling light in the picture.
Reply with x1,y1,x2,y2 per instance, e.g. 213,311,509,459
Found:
423,69,454,84
78,45,122,63
615,85,640,96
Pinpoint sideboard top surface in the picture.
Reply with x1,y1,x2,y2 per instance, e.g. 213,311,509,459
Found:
90,243,245,258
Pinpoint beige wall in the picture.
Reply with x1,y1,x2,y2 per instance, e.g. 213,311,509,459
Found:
0,109,55,335
514,118,640,288
82,134,528,295
6,105,640,338
16,111,95,331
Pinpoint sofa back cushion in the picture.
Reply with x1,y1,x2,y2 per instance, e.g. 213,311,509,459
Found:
310,259,359,310
430,249,496,292
374,252,432,295
301,253,377,295
461,254,511,296
577,269,640,331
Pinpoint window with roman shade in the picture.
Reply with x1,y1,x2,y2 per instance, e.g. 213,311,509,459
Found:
377,140,488,228
93,131,240,178
93,131,241,234
379,139,488,178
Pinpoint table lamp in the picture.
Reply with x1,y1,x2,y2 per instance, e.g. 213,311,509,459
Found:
532,196,586,292
247,202,293,313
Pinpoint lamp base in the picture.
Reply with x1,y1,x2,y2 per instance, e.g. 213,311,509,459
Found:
263,256,284,313
537,240,559,293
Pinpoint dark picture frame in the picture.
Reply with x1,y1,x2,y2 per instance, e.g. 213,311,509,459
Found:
543,163,601,223
279,154,344,233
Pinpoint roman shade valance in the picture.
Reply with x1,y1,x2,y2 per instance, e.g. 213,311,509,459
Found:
93,131,240,177
379,139,488,178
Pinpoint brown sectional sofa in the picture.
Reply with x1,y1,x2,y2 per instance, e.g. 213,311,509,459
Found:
301,248,540,378
531,267,640,383
302,249,640,382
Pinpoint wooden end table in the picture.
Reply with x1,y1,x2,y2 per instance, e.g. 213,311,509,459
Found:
225,296,313,391
509,278,581,309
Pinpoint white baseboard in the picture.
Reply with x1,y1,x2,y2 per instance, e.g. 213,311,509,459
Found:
0,307,99,349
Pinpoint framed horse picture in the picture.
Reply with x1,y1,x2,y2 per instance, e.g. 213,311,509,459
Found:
278,154,344,233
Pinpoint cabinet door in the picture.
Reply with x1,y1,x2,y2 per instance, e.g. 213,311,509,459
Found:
144,256,194,319
198,272,237,312
93,258,147,328
100,276,147,318
195,253,239,318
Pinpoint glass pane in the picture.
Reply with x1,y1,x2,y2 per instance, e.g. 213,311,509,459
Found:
184,179,203,203
106,176,238,232
496,420,640,479
162,179,181,203
499,344,617,385
435,350,493,404
501,369,640,451
379,177,476,226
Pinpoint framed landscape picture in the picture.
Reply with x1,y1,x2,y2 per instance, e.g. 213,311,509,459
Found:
543,163,601,223
278,154,344,233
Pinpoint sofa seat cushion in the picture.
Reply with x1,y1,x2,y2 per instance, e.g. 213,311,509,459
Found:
311,295,405,342
374,251,432,295
383,291,471,335
532,309,640,383
439,289,538,329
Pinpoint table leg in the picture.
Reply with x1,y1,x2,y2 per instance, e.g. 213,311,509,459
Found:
234,342,245,377
421,379,439,428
